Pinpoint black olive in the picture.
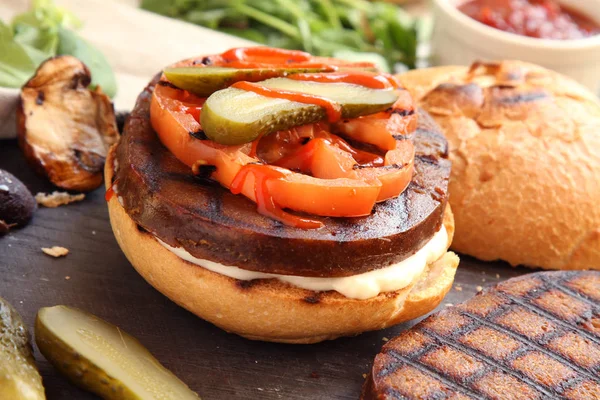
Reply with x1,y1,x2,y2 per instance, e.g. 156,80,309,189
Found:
0,169,37,230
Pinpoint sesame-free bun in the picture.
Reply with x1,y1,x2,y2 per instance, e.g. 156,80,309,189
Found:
105,148,459,344
399,61,600,271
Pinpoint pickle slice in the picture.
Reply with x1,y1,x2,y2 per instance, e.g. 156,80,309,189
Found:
0,297,45,400
35,306,199,400
164,66,329,97
201,77,398,145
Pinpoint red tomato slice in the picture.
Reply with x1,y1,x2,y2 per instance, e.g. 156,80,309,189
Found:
334,90,417,151
149,51,417,228
151,79,386,221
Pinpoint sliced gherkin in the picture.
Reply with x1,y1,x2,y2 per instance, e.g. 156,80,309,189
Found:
0,296,45,400
163,66,329,97
35,305,199,400
200,77,398,145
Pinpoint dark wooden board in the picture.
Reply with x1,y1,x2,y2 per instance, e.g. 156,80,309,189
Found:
0,139,532,400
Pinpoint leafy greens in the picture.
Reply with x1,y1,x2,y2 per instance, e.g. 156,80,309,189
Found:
140,0,428,72
0,0,116,97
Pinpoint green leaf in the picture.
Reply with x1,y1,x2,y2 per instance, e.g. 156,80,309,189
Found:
13,23,58,62
0,21,37,88
56,28,117,98
12,0,81,31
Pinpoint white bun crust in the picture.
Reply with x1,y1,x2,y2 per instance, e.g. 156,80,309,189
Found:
399,61,600,271
105,148,459,344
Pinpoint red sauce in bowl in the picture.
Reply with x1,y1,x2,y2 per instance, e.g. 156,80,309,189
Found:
458,0,600,40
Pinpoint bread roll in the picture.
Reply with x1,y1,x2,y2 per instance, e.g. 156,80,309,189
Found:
399,61,600,270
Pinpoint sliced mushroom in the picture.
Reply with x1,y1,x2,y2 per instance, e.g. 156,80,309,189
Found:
0,169,37,235
17,56,119,192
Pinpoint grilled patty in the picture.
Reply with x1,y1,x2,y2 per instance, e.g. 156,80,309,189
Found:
363,271,600,399
113,76,451,277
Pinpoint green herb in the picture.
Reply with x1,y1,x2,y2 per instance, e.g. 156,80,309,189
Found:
140,0,424,71
0,0,117,97
56,29,117,97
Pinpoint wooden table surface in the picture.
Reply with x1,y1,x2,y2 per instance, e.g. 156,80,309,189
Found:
0,139,533,400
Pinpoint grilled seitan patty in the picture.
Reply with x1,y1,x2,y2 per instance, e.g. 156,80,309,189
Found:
362,271,600,400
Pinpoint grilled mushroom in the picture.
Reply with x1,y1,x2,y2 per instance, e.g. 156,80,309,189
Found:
17,56,118,192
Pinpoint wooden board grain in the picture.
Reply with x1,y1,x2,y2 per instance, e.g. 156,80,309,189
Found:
0,139,533,400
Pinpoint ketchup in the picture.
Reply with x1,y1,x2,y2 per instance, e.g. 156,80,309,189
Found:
458,0,599,40
105,180,118,202
288,72,396,89
231,81,343,122
230,164,323,229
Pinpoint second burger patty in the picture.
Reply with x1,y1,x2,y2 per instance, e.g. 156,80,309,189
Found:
112,77,451,278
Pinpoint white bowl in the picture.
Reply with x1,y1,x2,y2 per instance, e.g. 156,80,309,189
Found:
431,0,600,94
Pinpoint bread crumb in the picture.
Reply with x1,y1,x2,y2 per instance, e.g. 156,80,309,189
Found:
362,374,367,379
36,191,85,208
382,337,389,342
476,286,483,292
496,274,500,279
445,303,454,307
41,246,69,257
65,276,71,280
455,286,463,291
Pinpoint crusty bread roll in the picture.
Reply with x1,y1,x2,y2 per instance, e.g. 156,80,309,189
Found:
105,148,459,344
399,61,600,271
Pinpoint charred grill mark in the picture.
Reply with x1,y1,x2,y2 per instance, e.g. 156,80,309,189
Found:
352,163,408,171
136,224,148,234
193,56,213,66
73,149,104,172
382,387,419,400
416,154,440,165
385,350,484,398
36,90,45,105
116,111,129,133
192,164,217,180
369,272,600,400
460,309,600,388
303,293,322,304
157,80,181,90
500,293,600,346
419,325,561,398
71,70,91,89
538,274,600,308
391,109,415,117
496,91,548,104
189,129,208,140
236,280,258,290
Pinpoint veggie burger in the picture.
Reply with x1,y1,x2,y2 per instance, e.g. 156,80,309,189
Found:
105,47,459,343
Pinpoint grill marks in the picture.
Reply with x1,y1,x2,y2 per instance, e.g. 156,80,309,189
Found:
364,271,600,400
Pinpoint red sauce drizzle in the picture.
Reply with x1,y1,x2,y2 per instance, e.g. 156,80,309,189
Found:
221,47,312,63
231,81,342,123
316,132,384,167
105,179,118,202
288,72,393,89
458,0,599,40
230,165,323,229
217,47,375,70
